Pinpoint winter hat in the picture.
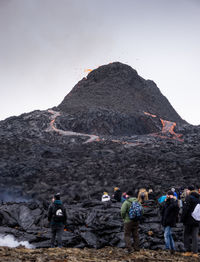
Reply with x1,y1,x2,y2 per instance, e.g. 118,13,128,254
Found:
54,193,60,200
114,187,119,192
171,187,175,192
167,191,174,196
103,192,108,195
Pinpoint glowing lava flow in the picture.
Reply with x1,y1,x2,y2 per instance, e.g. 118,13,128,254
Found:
144,112,184,142
47,110,99,143
46,110,140,146
144,112,157,118
84,69,93,73
46,109,183,146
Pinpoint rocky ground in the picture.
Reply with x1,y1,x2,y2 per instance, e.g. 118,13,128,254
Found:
0,246,199,262
1,199,200,251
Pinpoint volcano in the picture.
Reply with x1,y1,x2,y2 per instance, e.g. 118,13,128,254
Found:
0,61,198,202
0,62,200,250
56,62,185,136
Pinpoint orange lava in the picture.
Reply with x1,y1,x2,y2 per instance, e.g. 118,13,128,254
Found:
143,111,183,142
84,69,93,73
144,112,157,118
159,119,183,141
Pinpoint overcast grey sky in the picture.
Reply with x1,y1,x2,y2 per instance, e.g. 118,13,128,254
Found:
0,0,199,124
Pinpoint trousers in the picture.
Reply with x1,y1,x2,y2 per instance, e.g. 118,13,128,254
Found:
184,225,199,253
124,220,139,250
51,224,64,247
164,226,175,250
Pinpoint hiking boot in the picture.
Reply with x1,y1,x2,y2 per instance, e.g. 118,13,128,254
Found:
170,250,175,255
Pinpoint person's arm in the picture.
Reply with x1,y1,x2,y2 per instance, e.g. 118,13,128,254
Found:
121,200,128,219
159,202,165,217
47,205,53,222
140,202,144,215
181,200,190,223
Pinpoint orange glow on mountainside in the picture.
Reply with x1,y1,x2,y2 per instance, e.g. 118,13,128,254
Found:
144,112,184,142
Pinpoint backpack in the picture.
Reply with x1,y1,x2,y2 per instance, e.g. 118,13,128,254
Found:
191,203,200,221
128,200,143,220
52,204,65,222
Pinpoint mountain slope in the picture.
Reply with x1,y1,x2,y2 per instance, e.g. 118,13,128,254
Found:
57,62,186,136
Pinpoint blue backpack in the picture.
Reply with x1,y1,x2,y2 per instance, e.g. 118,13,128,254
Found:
128,200,143,220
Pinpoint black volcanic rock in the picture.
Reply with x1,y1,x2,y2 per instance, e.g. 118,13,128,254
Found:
57,62,185,135
0,199,187,251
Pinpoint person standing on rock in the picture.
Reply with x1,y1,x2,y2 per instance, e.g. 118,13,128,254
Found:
121,190,143,253
160,191,179,254
181,190,200,257
101,192,111,202
48,193,67,248
113,187,122,202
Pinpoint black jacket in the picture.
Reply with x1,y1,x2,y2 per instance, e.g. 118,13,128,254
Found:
113,189,122,202
48,200,67,225
181,192,200,226
161,198,179,227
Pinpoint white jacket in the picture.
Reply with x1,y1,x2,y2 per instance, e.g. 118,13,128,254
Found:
101,194,111,202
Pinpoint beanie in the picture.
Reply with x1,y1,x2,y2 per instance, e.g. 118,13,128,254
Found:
54,193,60,200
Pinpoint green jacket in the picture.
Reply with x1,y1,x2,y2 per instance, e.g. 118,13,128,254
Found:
121,197,141,223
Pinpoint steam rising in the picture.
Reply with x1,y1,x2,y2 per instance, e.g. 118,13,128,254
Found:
0,235,33,248
0,189,31,203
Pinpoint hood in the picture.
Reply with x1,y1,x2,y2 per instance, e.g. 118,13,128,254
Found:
54,200,62,205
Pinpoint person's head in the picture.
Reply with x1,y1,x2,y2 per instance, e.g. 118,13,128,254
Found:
138,188,148,203
126,190,133,197
114,187,119,192
54,193,61,200
186,185,195,195
103,192,108,195
171,187,176,193
148,189,153,193
167,191,174,199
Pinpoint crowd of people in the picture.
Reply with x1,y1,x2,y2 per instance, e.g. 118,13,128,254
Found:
47,186,200,258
